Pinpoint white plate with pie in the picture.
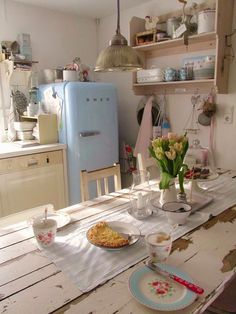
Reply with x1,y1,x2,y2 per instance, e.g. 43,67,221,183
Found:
86,221,141,250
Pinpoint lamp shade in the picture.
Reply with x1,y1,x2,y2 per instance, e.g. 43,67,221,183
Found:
94,44,143,72
94,0,143,72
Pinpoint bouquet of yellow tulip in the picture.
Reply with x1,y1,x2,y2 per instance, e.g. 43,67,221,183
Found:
149,133,189,190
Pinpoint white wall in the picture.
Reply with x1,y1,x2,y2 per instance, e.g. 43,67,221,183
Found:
0,0,97,70
97,0,236,174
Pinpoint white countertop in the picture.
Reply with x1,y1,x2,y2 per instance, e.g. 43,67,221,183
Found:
0,142,67,159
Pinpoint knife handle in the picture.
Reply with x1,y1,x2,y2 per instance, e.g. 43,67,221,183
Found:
171,274,204,295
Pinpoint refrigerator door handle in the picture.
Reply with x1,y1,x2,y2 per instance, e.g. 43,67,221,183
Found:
79,131,100,137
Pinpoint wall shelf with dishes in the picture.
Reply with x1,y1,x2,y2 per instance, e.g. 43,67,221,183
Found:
12,59,39,71
130,0,234,95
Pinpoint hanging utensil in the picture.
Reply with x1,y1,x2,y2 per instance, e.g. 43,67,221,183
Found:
12,89,28,116
184,93,200,134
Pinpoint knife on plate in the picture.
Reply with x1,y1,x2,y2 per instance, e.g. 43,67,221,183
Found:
145,260,204,295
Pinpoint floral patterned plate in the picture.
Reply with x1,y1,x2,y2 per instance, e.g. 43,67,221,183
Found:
129,263,196,311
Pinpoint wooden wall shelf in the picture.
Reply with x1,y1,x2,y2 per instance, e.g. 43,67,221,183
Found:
13,60,38,64
133,79,215,95
130,0,234,95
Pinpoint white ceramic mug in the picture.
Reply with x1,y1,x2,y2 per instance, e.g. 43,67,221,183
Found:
32,217,57,248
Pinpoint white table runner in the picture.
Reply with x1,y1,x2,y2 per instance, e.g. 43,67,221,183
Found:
42,175,236,292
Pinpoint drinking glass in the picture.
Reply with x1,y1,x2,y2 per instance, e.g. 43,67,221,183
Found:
129,170,152,219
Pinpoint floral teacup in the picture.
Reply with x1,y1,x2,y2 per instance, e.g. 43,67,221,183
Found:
32,217,57,248
145,230,172,263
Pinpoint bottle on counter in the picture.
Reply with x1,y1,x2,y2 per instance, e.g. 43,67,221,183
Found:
161,115,171,137
27,102,38,117
36,102,45,116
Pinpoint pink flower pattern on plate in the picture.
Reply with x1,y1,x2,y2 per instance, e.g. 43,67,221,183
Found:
148,278,175,298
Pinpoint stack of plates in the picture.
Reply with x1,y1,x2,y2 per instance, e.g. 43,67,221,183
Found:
14,121,36,141
137,68,163,83
193,67,214,80
182,55,215,80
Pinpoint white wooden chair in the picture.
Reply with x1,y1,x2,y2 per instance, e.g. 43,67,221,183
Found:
136,153,159,179
80,164,121,202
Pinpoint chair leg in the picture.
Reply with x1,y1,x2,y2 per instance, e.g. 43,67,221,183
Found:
206,307,233,314
207,275,236,314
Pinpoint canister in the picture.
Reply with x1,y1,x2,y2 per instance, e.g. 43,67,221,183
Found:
63,70,79,82
167,17,181,38
198,9,216,34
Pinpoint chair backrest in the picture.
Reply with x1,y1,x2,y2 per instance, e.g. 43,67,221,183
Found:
136,153,159,178
80,164,121,202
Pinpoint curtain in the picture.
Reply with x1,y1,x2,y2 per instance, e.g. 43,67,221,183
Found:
0,60,14,142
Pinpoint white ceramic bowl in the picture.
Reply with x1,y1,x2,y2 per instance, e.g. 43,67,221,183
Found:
16,131,34,140
14,121,36,131
162,202,192,225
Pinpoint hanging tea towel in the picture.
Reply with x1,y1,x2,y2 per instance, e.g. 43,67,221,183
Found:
134,96,153,159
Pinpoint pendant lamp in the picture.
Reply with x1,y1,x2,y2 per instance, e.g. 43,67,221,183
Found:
94,0,143,72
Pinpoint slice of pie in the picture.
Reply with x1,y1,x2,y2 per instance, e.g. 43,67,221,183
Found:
87,221,129,248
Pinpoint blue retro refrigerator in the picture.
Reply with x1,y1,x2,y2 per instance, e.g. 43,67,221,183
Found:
39,82,119,205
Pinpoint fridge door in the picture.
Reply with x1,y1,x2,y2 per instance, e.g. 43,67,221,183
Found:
64,82,118,204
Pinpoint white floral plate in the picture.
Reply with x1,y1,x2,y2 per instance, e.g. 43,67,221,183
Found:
29,212,71,230
129,263,196,311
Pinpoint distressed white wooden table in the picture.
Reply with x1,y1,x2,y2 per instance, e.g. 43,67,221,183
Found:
0,173,236,314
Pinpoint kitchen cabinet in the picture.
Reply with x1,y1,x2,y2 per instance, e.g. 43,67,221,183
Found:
0,149,68,217
130,0,234,94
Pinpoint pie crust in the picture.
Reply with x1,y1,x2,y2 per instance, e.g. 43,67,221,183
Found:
87,221,129,248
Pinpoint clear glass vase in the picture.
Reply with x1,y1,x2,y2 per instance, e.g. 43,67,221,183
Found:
159,178,177,206
129,170,152,219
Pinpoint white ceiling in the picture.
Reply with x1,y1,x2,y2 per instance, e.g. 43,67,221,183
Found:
12,0,153,18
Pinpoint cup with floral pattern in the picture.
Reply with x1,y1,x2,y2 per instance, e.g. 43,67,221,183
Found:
145,228,172,263
32,217,57,248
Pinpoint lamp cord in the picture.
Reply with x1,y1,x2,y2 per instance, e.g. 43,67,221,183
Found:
116,0,120,35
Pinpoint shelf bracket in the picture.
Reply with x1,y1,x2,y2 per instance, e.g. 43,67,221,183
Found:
224,29,236,62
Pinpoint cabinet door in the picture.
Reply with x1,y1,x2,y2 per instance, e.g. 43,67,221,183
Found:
0,164,66,217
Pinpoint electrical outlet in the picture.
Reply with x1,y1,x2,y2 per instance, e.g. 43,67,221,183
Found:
224,112,233,124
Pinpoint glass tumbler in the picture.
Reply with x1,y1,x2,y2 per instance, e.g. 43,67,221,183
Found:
129,170,153,219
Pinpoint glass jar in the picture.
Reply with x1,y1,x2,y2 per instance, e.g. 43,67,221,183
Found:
167,17,181,38
129,170,152,219
184,139,216,180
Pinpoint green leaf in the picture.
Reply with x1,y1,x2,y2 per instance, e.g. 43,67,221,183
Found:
173,154,182,177
159,172,173,189
181,139,189,160
178,164,188,193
